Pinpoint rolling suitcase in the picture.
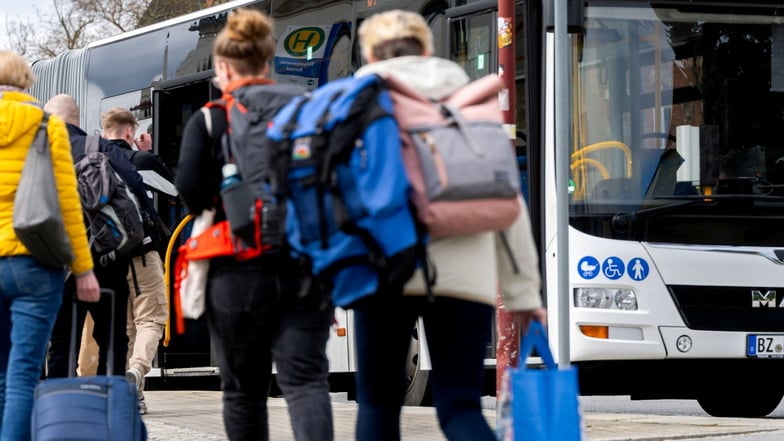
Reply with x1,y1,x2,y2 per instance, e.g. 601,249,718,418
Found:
32,288,147,441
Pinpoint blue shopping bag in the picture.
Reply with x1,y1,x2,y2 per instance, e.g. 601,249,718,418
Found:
510,321,582,441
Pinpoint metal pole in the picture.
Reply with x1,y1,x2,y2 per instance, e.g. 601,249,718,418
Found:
554,0,571,367
495,0,518,396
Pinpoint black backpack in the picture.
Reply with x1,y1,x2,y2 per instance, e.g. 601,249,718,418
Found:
203,79,306,253
75,135,144,259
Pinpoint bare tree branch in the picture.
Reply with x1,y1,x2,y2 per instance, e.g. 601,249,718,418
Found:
5,16,33,57
6,0,233,60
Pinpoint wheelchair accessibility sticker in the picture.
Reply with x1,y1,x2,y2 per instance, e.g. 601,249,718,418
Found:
602,257,624,280
577,256,650,281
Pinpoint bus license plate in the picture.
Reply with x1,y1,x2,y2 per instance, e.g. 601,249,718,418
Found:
747,335,784,358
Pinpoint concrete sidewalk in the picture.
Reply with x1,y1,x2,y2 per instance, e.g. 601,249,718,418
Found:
140,390,784,440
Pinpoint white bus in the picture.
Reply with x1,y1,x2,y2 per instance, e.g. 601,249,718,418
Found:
29,0,480,405
29,0,784,417
538,0,784,417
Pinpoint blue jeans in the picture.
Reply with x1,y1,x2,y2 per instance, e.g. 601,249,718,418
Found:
206,258,334,441
352,292,495,441
0,256,64,441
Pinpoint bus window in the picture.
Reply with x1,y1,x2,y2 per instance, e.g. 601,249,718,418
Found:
448,7,497,80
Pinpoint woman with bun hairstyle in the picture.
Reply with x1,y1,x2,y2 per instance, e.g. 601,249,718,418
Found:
175,9,333,441
351,10,547,441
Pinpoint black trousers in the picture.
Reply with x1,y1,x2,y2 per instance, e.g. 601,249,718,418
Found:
47,254,131,377
207,258,334,441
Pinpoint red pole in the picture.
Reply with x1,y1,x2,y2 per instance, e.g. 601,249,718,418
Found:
496,0,519,396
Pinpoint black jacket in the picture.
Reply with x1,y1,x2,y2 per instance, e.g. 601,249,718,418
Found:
107,138,175,184
66,123,154,216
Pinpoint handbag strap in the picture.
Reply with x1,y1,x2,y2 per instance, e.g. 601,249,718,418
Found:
28,112,50,157
518,320,556,370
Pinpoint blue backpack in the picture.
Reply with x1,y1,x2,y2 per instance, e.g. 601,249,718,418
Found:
266,74,424,307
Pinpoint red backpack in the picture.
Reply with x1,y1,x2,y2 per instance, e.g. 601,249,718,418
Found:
385,74,522,238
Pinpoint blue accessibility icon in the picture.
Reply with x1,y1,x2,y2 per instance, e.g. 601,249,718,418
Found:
626,257,649,281
577,256,600,279
602,257,625,280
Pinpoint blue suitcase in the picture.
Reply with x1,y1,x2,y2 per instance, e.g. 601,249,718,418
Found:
32,289,147,440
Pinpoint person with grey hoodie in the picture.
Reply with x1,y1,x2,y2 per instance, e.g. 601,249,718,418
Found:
350,10,547,441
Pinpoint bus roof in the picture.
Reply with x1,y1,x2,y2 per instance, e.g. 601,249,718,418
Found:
85,0,262,49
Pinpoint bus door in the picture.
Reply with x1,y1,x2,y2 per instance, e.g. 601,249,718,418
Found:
152,72,220,377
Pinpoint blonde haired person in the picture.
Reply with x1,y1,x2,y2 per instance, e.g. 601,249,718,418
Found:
0,50,99,441
351,10,546,441
174,8,333,441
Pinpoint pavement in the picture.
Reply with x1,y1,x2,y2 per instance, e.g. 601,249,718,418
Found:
140,390,784,440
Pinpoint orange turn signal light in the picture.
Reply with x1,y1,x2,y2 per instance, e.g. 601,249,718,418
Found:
335,327,347,337
579,325,609,339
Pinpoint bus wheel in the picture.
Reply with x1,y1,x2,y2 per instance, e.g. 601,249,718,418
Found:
697,388,783,417
403,321,430,405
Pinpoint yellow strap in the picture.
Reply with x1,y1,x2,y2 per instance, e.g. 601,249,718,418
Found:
163,214,193,347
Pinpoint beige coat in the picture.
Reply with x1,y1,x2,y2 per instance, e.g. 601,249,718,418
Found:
356,56,542,311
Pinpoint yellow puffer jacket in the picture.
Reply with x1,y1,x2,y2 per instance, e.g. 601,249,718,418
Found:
0,91,93,275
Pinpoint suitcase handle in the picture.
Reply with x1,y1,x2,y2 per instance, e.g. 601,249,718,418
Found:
68,288,116,377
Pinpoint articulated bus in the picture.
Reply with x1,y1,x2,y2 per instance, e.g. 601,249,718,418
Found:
29,0,784,416
29,0,499,405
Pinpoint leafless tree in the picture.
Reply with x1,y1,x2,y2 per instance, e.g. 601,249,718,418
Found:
5,0,230,61
5,17,35,57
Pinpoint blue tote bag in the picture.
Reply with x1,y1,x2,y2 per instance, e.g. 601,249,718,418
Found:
509,321,583,441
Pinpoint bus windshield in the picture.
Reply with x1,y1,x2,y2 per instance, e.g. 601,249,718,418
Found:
570,2,784,246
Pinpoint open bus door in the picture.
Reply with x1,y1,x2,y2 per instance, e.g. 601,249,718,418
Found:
152,72,220,378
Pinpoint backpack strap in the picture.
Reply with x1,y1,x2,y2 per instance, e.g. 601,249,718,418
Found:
413,216,436,302
129,259,142,297
441,103,484,157
84,134,100,155
497,230,521,274
274,95,312,197
200,107,214,137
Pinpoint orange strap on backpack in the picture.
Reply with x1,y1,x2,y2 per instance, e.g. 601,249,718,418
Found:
172,201,268,334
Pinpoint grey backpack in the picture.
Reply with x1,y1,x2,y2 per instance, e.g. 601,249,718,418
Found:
75,136,144,257
385,74,522,238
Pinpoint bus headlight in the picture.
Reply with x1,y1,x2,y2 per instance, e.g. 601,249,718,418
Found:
574,288,637,310
614,289,638,310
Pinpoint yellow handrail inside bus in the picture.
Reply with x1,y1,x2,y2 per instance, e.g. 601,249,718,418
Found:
570,140,632,199
163,214,193,347
570,158,610,200
571,140,632,176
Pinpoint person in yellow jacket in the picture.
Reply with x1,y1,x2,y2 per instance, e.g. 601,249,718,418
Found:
0,50,99,441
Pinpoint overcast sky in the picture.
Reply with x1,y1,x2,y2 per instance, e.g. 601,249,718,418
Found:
0,0,45,51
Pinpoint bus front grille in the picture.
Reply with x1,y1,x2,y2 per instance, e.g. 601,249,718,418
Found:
668,285,784,332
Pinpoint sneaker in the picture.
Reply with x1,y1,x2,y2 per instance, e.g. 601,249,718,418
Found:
125,367,143,393
138,393,147,415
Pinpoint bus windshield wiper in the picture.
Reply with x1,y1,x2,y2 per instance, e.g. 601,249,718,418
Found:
610,193,784,233
611,200,697,233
